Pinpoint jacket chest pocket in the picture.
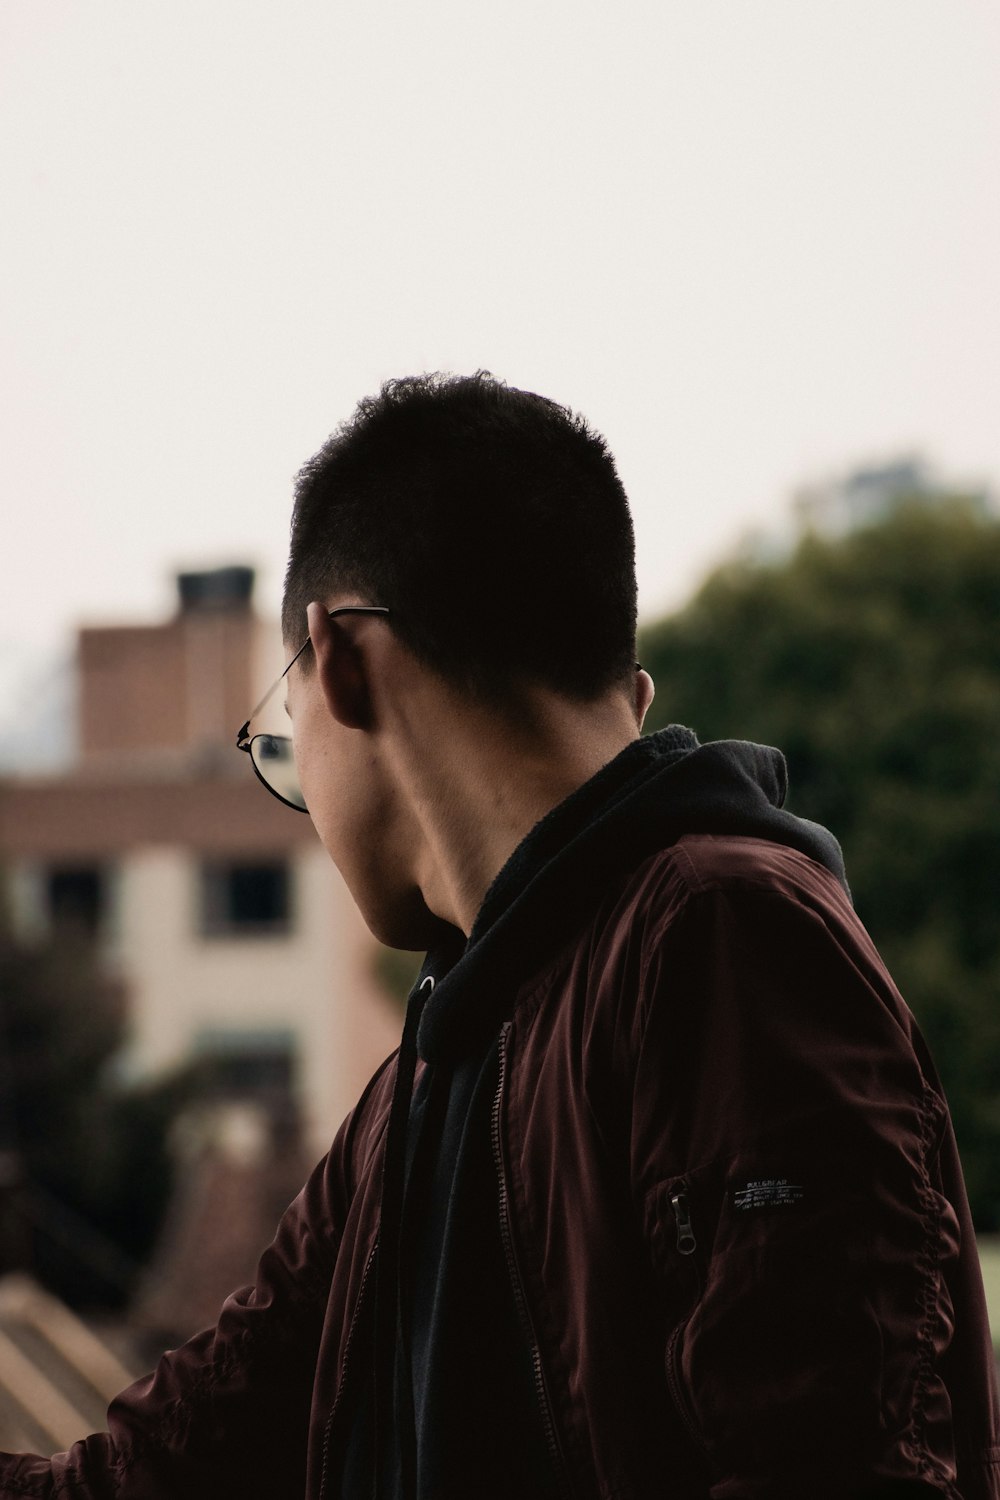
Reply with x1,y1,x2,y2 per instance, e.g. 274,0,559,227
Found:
644,1170,723,1456
644,1167,723,1316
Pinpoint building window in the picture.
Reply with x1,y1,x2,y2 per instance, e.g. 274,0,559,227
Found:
199,861,291,937
45,865,106,939
193,1028,296,1105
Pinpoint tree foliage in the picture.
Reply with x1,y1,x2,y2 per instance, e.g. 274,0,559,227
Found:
0,923,203,1305
639,498,1000,1227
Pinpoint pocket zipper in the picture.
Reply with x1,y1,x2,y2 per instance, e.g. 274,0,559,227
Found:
670,1190,697,1255
665,1185,705,1450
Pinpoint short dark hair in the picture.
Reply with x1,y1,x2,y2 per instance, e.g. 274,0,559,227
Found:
282,372,637,701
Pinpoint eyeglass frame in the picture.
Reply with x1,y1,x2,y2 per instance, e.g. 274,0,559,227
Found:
235,605,392,813
237,603,645,813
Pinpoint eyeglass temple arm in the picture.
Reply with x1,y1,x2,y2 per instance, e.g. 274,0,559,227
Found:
239,607,392,746
239,615,627,752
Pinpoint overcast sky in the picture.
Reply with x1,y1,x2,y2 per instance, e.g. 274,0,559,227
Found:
2,0,998,706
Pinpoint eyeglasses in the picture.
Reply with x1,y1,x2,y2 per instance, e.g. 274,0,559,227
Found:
236,605,391,813
238,605,645,813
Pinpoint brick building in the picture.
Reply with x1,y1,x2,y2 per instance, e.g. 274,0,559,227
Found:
0,567,402,1156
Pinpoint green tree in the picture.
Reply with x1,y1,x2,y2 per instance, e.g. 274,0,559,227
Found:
0,920,203,1306
639,496,1000,1227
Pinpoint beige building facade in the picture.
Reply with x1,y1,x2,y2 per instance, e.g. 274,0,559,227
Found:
0,568,402,1155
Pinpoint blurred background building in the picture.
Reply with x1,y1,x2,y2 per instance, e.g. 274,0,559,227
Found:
0,564,400,1154
0,568,403,1429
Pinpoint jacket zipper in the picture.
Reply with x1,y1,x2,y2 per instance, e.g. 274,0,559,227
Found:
320,980,431,1498
491,1021,573,1498
318,1239,379,1500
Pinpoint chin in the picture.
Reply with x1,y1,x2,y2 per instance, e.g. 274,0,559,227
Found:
356,879,458,952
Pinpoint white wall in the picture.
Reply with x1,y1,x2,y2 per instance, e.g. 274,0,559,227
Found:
113,842,401,1152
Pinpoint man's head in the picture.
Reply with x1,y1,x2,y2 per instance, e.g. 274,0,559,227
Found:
282,371,637,703
281,372,648,946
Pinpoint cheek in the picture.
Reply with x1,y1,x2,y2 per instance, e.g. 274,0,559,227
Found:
291,737,321,820
296,737,382,856
291,713,347,818
292,755,438,946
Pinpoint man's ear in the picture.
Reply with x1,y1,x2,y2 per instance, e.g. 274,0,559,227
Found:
307,602,374,731
635,668,655,731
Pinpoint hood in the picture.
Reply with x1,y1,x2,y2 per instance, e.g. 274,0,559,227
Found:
415,724,848,1066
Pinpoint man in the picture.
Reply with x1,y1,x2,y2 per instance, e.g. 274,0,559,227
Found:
2,372,998,1497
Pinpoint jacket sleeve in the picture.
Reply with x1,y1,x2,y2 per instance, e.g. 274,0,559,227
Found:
632,862,993,1499
0,1114,354,1500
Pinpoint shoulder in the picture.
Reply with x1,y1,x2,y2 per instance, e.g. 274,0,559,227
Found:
551,835,854,1001
538,835,854,1038
605,833,853,945
587,834,875,1024
621,835,907,1058
670,833,851,910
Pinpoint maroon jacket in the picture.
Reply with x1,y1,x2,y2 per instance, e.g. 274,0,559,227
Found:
2,731,998,1498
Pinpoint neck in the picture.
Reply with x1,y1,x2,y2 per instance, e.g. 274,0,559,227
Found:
390,684,642,936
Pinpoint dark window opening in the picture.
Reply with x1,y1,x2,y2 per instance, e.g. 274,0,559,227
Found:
193,1029,297,1111
208,1045,294,1098
200,861,291,936
46,866,105,939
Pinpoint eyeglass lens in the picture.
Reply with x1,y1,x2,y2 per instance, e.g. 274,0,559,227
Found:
251,734,308,811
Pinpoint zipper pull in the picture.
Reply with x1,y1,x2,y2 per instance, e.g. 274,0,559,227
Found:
670,1191,697,1255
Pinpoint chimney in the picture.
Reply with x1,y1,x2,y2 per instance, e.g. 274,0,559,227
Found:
78,566,259,762
176,566,256,614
